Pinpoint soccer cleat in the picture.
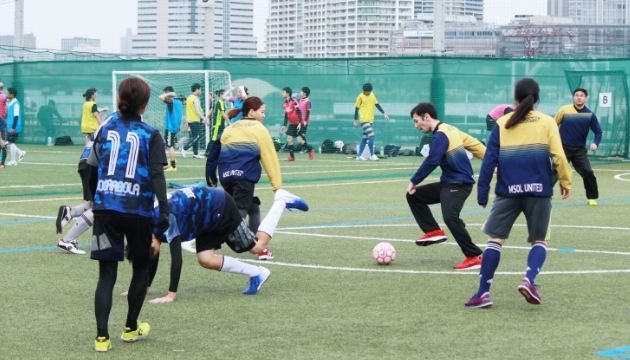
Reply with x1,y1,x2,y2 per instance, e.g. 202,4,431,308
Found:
258,248,274,260
517,278,542,305
587,199,597,206
454,256,482,270
355,156,366,161
56,205,72,234
465,292,493,308
299,149,308,154
58,239,86,255
308,149,315,160
192,154,205,159
164,166,177,172
179,147,186,158
369,154,379,161
243,266,271,295
6,160,17,166
415,229,447,246
94,336,111,352
121,321,151,342
17,151,25,164
284,156,296,162
275,189,309,211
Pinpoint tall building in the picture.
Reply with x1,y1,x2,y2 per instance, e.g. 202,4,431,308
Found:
61,37,100,52
120,28,133,56
414,0,484,22
548,0,630,24
0,33,37,49
132,0,257,58
267,0,413,58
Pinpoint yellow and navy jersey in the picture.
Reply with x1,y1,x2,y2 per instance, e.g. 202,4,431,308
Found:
81,100,98,133
186,94,202,122
410,122,486,185
478,110,572,205
554,105,603,147
355,92,378,123
205,119,282,191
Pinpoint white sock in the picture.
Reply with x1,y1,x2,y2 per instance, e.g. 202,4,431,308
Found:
62,211,93,242
9,144,17,162
219,256,260,277
70,202,92,217
257,199,285,238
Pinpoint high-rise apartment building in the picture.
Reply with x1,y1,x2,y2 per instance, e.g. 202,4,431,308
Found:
548,0,630,24
120,28,133,56
267,0,413,58
0,33,36,49
132,0,257,58
414,0,483,22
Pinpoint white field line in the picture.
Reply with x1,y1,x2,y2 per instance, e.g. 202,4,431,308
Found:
0,212,56,219
0,196,82,204
241,259,630,276
279,223,630,232
0,183,81,189
614,173,630,182
19,162,75,166
274,229,630,256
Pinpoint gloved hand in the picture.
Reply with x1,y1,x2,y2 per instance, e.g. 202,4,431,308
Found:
156,212,170,235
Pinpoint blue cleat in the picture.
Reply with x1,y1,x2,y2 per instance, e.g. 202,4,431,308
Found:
275,189,309,212
243,266,271,295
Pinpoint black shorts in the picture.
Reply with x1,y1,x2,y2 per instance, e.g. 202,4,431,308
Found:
164,130,178,148
287,124,299,137
7,132,18,143
222,180,260,213
483,196,552,243
298,124,308,137
196,192,245,253
78,161,92,201
91,213,154,262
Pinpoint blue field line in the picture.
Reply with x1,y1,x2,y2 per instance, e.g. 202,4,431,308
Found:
0,243,88,253
0,218,53,225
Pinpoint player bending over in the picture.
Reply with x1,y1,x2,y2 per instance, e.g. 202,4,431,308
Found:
147,184,308,300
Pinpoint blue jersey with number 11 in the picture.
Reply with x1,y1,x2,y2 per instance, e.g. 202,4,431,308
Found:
92,112,157,217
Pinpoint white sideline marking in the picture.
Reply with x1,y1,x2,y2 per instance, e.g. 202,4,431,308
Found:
613,172,630,182
241,260,630,276
279,223,630,232
0,183,80,189
19,162,75,166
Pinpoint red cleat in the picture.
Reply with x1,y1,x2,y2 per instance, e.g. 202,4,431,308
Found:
453,256,482,270
284,157,296,162
308,149,315,160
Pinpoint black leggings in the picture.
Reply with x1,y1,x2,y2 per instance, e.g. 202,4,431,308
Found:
94,253,150,338
148,237,183,293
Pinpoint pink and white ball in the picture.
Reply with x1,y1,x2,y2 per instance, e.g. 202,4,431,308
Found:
372,242,396,265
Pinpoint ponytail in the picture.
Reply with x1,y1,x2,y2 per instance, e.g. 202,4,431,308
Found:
505,78,539,129
227,108,242,120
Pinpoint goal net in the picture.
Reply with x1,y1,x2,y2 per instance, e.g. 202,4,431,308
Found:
112,70,232,147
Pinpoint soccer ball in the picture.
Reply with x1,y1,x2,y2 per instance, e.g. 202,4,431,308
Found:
372,242,396,265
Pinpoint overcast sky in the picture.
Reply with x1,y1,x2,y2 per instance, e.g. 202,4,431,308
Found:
0,0,546,54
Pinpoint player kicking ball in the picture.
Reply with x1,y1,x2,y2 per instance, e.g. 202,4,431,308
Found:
148,184,308,299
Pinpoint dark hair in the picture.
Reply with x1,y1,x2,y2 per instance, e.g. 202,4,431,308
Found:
241,86,248,96
505,78,539,130
363,83,372,92
8,87,17,96
227,96,264,120
163,86,174,93
191,83,201,92
282,87,292,97
573,88,588,97
410,102,438,120
48,100,56,106
301,87,310,97
83,88,97,100
118,77,151,115
215,89,225,97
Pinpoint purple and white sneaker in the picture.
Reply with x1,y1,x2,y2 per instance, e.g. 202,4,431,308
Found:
518,278,542,305
465,292,493,308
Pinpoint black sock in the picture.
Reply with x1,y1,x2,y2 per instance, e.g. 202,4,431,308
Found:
125,253,150,330
95,261,118,339
170,160,176,168
289,145,294,158
303,141,310,151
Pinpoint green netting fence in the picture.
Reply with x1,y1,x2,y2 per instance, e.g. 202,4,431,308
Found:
1,56,628,159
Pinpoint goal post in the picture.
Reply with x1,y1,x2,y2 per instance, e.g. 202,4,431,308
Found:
112,70,232,148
